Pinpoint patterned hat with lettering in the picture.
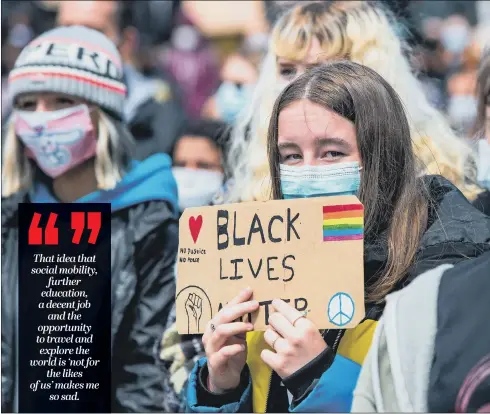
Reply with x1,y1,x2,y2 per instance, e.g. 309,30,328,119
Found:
8,26,127,120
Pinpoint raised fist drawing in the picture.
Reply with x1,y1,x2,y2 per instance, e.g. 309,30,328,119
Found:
185,293,203,333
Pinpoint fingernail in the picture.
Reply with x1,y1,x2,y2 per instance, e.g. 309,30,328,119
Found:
248,324,254,330
243,287,252,293
251,300,259,307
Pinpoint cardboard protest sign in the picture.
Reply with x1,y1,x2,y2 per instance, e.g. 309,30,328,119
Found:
176,196,365,334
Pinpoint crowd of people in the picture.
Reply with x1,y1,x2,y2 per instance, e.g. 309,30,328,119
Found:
1,0,489,412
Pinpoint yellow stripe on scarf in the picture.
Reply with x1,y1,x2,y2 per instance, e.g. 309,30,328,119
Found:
246,331,272,413
337,319,378,365
245,320,378,413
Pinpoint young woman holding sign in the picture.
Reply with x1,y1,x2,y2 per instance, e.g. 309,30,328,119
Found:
185,62,490,412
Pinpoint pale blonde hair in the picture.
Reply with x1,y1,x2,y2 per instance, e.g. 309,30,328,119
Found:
225,0,483,202
2,109,132,197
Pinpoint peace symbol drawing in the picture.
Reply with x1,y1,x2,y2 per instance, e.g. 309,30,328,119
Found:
327,292,355,327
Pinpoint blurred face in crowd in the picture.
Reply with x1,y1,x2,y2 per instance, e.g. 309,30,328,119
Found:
57,1,135,63
221,54,258,86
421,16,443,41
277,100,360,167
277,37,326,82
440,15,471,55
204,53,258,122
173,136,223,172
172,135,224,211
447,57,479,136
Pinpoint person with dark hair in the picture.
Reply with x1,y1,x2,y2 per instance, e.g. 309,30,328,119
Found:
185,61,490,413
172,119,229,213
57,0,186,160
157,119,230,411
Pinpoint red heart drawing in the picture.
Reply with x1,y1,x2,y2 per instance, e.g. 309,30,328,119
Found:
189,215,203,243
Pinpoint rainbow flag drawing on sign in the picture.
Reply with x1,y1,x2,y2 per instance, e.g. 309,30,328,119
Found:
323,204,364,242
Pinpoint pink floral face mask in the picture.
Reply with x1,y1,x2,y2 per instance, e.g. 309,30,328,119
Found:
14,104,97,178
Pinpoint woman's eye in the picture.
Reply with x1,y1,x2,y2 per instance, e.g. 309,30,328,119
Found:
281,153,302,163
279,66,297,79
321,151,345,160
16,101,36,111
56,97,75,107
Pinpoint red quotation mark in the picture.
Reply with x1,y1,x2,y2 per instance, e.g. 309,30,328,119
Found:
28,213,59,245
27,212,101,245
71,212,101,245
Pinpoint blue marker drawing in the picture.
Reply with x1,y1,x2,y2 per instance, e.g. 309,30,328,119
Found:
327,292,355,327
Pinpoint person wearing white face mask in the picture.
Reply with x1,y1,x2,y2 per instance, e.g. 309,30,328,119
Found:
171,119,228,213
446,39,481,138
157,119,228,411
1,26,180,413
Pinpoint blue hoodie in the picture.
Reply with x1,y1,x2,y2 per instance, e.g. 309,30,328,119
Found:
31,153,178,214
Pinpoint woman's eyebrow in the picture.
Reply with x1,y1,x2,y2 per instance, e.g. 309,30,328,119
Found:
315,137,352,150
278,142,301,151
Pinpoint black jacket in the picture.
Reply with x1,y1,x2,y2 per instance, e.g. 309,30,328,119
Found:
123,64,186,160
428,251,490,412
473,189,490,216
1,192,178,412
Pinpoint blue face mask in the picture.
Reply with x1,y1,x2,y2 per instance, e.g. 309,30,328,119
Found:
215,81,254,123
280,162,361,199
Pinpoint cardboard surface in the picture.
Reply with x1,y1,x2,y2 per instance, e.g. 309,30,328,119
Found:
176,196,365,334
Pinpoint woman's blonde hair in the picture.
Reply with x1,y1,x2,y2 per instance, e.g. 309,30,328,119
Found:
2,109,133,197
225,0,483,202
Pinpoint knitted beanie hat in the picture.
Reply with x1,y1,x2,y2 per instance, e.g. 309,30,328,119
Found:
8,26,127,120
